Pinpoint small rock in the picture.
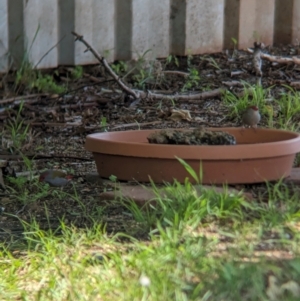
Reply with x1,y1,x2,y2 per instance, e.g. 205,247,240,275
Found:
284,168,300,185
99,183,253,206
85,172,104,185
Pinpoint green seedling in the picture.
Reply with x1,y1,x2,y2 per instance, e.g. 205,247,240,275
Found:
182,67,200,91
111,60,128,75
169,98,176,107
129,50,158,88
206,56,221,70
231,37,238,47
133,69,151,89
100,116,108,132
156,98,176,110
231,37,238,57
70,66,83,80
31,73,65,93
4,102,29,152
14,25,65,94
15,25,40,89
109,175,117,182
186,51,193,67
165,54,179,67
133,120,141,130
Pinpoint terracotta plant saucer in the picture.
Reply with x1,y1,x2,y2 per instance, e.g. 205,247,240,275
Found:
85,128,300,184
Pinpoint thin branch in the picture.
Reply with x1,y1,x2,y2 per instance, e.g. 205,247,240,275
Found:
247,47,300,65
253,42,263,77
156,88,224,102
162,70,189,77
71,31,225,101
0,154,92,161
0,94,50,105
71,31,139,99
111,121,162,130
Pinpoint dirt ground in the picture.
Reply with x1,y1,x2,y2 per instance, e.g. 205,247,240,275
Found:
1,44,300,243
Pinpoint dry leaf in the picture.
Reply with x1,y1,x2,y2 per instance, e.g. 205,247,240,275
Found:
266,275,300,300
0,197,11,205
266,276,281,301
280,280,300,297
194,116,204,122
169,109,192,121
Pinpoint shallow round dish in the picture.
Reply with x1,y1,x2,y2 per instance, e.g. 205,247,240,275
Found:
85,128,300,184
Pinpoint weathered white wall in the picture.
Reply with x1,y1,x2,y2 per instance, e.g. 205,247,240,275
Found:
0,1,8,72
73,0,115,64
185,0,224,54
0,0,299,72
23,0,59,68
131,0,171,59
238,0,275,48
292,0,300,44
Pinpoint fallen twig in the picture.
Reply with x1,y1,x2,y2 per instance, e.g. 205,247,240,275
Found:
253,42,264,77
0,154,92,161
162,71,189,77
111,121,162,130
72,31,139,99
247,47,300,65
71,31,225,101
0,94,50,105
29,122,82,127
222,81,243,87
61,102,98,109
83,73,108,83
177,88,223,102
290,81,300,88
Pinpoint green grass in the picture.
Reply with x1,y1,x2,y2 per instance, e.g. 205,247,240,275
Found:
13,25,66,94
1,168,300,300
222,83,300,132
222,82,271,119
182,67,201,91
3,54,300,299
4,102,29,152
274,86,300,131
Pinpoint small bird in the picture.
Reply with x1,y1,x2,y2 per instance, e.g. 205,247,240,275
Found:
241,106,261,128
39,170,73,187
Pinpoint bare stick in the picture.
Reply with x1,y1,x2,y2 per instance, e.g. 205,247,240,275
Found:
162,71,189,77
143,88,222,101
253,42,264,77
71,31,224,101
247,47,300,65
72,31,139,99
0,94,50,105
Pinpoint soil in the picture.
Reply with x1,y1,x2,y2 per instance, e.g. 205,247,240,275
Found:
0,44,300,243
147,128,236,145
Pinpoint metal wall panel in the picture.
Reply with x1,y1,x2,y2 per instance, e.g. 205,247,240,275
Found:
0,0,299,72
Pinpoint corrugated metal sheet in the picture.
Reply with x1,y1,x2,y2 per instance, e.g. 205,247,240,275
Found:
0,0,299,72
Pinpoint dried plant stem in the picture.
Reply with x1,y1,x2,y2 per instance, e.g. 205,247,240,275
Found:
71,31,223,101
72,31,139,99
253,42,263,77
247,47,300,65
